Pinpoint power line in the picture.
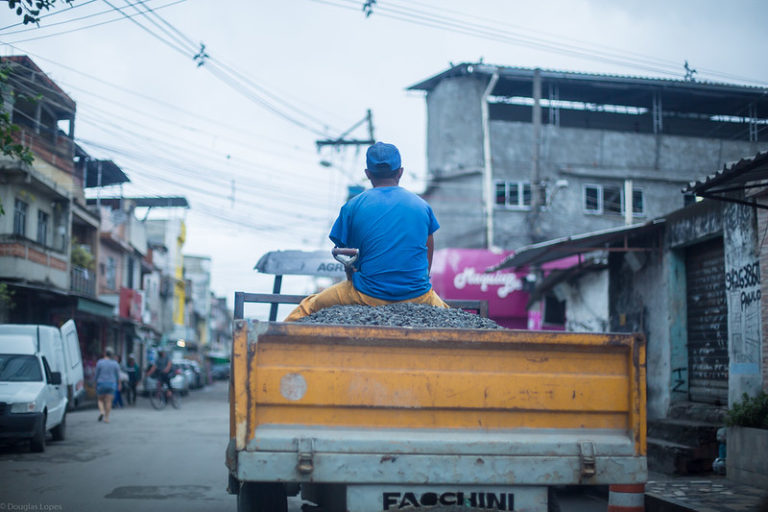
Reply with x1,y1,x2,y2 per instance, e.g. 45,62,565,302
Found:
2,0,187,43
310,0,768,87
96,1,342,136
101,0,193,57
0,0,99,32
0,45,320,158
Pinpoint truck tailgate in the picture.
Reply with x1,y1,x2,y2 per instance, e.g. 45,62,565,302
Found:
230,320,646,485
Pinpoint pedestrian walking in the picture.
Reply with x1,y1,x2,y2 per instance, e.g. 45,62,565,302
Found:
124,354,140,405
95,347,121,423
112,355,125,408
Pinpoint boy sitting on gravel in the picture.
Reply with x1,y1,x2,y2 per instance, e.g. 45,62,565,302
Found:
285,142,448,321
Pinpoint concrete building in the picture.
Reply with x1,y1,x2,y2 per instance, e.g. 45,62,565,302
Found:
408,63,768,251
145,214,189,343
183,254,212,348
0,56,79,320
490,152,768,473
0,57,118,332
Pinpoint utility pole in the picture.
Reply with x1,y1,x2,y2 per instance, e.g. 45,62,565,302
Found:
316,109,375,149
482,72,499,250
528,68,542,240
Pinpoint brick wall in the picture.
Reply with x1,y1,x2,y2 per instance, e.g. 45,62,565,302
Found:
0,241,68,274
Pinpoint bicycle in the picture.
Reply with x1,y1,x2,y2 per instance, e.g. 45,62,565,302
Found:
149,378,181,410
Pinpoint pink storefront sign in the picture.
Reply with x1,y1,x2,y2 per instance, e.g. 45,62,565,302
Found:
430,248,577,330
430,249,527,329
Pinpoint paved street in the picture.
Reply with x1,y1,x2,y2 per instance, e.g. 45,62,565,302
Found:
0,382,237,512
0,381,607,512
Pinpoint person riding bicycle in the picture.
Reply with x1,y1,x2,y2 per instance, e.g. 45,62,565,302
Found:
146,350,173,398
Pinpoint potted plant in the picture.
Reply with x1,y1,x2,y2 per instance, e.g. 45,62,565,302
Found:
725,391,768,488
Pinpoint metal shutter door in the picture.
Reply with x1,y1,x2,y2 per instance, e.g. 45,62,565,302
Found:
686,238,728,405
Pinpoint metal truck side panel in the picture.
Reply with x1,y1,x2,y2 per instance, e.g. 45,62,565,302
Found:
236,320,646,457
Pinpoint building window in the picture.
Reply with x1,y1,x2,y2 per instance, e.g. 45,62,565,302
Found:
583,184,644,216
106,256,117,290
632,190,644,214
127,256,135,289
543,295,566,326
13,199,28,236
584,185,601,213
495,180,539,209
37,210,49,246
603,186,622,214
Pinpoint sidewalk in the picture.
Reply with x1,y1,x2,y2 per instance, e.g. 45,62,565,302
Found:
645,471,768,512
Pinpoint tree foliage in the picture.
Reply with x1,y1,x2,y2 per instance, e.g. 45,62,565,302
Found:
6,0,74,26
0,65,34,165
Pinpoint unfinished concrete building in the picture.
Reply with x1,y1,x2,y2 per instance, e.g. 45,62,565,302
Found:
408,63,768,250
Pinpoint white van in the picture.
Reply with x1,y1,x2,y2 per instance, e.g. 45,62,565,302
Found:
0,322,82,452
58,321,85,409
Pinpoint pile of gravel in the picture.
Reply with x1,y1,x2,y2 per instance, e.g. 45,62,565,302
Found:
295,303,504,329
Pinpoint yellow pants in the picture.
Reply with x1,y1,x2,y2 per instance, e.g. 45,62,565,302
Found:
284,280,449,322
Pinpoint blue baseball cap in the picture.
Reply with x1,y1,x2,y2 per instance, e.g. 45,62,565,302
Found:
366,142,401,174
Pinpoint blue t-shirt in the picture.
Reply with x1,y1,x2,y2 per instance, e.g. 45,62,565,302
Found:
329,186,440,301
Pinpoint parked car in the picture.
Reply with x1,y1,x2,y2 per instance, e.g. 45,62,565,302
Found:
0,327,69,452
210,363,230,381
188,360,205,389
140,364,189,397
0,321,84,410
174,360,199,390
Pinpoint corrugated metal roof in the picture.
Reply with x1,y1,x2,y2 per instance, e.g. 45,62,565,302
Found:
487,219,665,271
408,62,768,94
683,151,768,196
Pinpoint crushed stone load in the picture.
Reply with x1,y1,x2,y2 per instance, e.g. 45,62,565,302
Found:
295,303,505,329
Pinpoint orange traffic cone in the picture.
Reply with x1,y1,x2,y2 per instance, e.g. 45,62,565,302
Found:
607,483,645,512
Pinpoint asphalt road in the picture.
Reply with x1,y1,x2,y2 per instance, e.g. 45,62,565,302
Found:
0,382,607,512
0,382,238,512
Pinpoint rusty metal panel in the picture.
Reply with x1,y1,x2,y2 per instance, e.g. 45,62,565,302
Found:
239,320,646,457
686,238,729,405
236,450,647,486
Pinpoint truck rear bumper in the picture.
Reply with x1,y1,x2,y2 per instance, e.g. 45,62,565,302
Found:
237,450,646,485
234,426,647,486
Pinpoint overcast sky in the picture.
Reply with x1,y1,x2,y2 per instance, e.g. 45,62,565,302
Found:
2,0,767,316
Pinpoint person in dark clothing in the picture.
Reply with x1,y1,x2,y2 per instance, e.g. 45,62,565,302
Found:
146,350,173,399
124,354,140,405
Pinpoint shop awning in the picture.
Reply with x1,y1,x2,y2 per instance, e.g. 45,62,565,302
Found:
76,297,115,318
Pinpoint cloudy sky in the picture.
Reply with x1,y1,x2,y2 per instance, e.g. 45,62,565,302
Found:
2,0,767,315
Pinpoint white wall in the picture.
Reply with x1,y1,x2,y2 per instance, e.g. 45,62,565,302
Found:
563,269,610,333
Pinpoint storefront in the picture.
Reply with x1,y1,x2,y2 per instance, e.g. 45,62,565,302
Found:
430,248,577,329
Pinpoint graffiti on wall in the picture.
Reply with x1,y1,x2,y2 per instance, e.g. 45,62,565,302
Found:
725,260,761,366
725,261,761,310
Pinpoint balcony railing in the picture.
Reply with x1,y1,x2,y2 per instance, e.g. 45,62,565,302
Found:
70,266,96,297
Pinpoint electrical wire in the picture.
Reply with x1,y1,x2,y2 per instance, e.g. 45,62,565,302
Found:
310,0,768,87
2,0,188,44
0,0,99,32
99,0,341,137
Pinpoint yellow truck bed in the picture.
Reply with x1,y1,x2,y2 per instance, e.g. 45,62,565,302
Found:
227,319,646,511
